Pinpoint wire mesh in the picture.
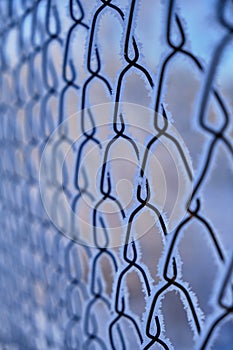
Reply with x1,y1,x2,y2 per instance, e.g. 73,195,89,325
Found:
0,0,232,349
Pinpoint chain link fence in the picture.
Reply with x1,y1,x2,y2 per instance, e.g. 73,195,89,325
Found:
0,0,232,349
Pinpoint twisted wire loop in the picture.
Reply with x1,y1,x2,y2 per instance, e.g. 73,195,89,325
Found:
0,0,232,349
198,253,233,350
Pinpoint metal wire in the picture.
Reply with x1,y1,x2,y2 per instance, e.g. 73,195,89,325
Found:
0,0,232,349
